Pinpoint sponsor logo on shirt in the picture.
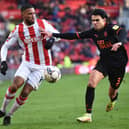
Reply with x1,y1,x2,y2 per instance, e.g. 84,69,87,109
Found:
97,40,112,49
24,35,44,44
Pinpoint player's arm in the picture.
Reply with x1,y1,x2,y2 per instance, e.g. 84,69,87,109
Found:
42,29,92,40
0,27,18,75
111,25,126,51
52,29,93,39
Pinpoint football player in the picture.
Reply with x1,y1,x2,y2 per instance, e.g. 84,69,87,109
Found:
0,4,59,125
42,8,128,123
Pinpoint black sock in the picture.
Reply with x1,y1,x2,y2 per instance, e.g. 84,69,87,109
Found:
85,87,95,113
111,92,118,102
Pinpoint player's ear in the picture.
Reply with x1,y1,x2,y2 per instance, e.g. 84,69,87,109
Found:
103,18,106,23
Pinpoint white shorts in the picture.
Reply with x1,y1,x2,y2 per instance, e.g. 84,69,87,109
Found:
15,61,49,90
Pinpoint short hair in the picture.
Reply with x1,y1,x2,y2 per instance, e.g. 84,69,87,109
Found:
91,9,108,19
21,4,34,12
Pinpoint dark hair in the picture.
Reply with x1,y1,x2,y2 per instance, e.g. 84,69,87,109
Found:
91,8,108,19
21,4,34,12
91,8,111,23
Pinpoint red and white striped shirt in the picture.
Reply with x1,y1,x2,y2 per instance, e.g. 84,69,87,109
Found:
1,19,59,65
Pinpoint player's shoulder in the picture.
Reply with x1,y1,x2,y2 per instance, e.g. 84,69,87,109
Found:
9,25,19,37
37,18,51,26
12,24,21,33
42,19,51,25
107,24,120,31
37,18,47,23
17,22,23,27
89,27,97,34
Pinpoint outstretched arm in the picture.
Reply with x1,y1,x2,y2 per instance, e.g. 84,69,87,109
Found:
40,27,80,40
40,27,93,40
52,32,79,40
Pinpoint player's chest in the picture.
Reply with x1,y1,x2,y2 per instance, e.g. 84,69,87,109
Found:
21,27,43,44
94,31,114,49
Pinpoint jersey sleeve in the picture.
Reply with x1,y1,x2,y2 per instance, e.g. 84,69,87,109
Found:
52,29,93,40
43,19,59,33
78,29,93,39
1,26,18,61
43,19,60,41
52,32,78,39
112,25,126,43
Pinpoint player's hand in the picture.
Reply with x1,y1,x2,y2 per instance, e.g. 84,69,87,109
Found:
0,61,8,75
45,37,55,49
111,42,122,51
39,27,53,39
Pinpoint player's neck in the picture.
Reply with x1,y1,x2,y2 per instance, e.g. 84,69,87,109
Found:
24,20,35,26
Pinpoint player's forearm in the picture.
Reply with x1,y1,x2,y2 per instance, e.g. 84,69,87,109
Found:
1,44,8,61
111,42,122,51
1,35,18,61
52,33,78,40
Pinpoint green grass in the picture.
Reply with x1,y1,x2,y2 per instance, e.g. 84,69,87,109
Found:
0,73,129,129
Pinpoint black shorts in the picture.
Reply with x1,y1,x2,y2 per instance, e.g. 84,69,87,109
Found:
94,60,126,89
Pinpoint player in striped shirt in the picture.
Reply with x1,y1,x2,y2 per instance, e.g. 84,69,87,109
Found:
0,4,59,125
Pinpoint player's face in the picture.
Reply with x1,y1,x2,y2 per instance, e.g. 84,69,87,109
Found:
91,15,106,30
22,8,36,25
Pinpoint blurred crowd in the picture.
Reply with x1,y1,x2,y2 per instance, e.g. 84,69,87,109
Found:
0,0,129,69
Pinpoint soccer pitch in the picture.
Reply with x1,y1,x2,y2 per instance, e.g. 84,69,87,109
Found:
0,73,129,129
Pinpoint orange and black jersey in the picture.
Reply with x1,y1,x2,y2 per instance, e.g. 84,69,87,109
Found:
53,24,128,67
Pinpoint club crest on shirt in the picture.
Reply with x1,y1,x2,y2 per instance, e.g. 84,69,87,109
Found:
112,25,119,30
